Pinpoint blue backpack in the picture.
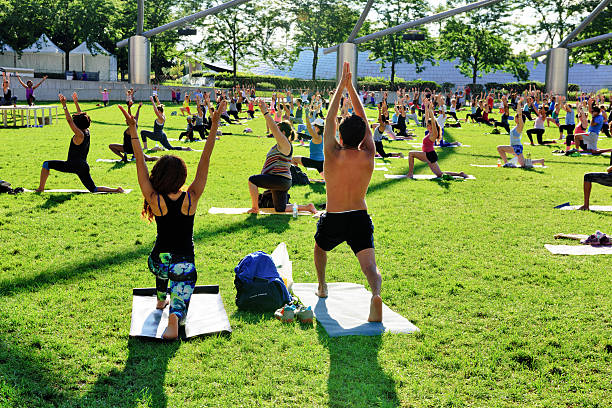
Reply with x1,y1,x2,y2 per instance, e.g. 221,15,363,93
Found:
234,251,291,312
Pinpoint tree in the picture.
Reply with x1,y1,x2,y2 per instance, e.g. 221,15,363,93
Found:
289,0,358,80
195,1,289,82
0,0,50,55
516,0,580,50
439,19,529,85
362,0,434,85
568,0,612,66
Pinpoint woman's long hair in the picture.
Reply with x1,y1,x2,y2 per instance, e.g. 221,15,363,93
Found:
278,121,295,141
142,155,187,221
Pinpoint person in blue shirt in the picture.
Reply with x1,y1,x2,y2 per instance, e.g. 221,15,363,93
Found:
579,103,604,153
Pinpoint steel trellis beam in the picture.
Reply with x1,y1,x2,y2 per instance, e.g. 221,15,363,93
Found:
558,0,612,48
530,32,612,59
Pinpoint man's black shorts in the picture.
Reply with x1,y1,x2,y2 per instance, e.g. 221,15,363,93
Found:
314,210,374,254
301,157,324,173
585,172,612,187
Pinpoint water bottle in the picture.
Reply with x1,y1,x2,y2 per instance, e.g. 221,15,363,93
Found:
497,159,502,167
292,203,298,218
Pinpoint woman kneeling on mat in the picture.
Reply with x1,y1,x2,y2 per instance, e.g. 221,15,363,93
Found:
291,111,325,178
248,99,316,214
109,102,159,163
118,100,224,340
496,98,545,168
406,99,467,179
37,93,124,193
141,95,192,151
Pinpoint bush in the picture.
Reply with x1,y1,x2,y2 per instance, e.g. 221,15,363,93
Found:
215,80,234,88
567,83,580,92
257,82,275,89
441,82,456,92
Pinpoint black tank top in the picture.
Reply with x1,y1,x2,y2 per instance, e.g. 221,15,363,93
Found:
151,192,195,260
67,130,90,162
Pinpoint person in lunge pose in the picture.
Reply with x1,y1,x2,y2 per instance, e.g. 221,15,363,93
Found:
108,102,159,162
314,62,382,322
141,95,193,151
496,98,545,168
118,100,223,339
247,99,316,214
37,93,124,193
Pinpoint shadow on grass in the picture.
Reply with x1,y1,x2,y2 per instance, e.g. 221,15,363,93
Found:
0,335,180,408
316,324,399,408
368,130,460,196
0,216,290,297
37,193,75,209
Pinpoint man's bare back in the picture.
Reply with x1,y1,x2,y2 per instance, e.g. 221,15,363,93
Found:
324,148,374,212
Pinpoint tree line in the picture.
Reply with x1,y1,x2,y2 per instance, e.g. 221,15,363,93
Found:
0,0,609,84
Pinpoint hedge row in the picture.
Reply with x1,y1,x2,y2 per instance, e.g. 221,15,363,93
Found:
483,81,580,93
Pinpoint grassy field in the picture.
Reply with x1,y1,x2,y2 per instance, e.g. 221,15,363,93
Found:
0,99,611,408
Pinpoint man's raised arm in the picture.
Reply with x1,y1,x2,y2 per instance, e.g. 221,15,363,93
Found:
324,65,346,153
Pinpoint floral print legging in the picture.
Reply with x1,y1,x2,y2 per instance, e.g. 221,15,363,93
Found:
148,253,197,322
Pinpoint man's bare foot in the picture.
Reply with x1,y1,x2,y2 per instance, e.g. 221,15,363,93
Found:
458,171,468,178
368,295,383,322
184,147,194,151
247,207,259,214
578,205,590,211
35,188,44,193
116,187,125,193
156,299,169,309
406,173,414,178
306,203,317,214
315,283,328,298
163,314,179,340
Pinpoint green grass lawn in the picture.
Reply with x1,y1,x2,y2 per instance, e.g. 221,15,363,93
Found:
0,100,611,408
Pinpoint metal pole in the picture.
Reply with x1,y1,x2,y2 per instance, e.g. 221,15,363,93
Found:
545,48,569,96
117,0,252,48
531,32,612,58
336,43,358,88
347,0,375,43
128,36,150,85
558,0,612,47
137,0,145,35
324,0,506,54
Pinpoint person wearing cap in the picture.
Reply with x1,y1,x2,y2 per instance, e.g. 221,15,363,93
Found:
99,87,110,107
292,111,325,177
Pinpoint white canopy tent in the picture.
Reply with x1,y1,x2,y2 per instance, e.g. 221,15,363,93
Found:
0,43,16,67
69,41,117,81
18,34,65,74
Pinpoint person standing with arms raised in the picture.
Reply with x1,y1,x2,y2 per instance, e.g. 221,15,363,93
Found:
313,63,382,322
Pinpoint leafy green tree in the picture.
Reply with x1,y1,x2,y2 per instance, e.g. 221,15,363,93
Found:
439,19,529,85
195,1,290,82
362,0,434,85
0,0,50,55
568,0,612,66
289,0,358,80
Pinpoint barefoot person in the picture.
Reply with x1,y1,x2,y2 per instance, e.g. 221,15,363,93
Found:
496,98,546,168
579,155,612,211
118,100,224,340
406,99,468,179
247,99,316,214
37,93,124,193
16,74,47,105
108,102,158,162
314,63,382,322
141,95,192,151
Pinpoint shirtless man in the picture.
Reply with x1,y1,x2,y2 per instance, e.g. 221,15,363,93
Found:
314,63,382,322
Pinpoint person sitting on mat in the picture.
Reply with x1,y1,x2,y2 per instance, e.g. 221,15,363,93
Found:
579,152,612,211
247,99,316,214
291,111,325,178
141,95,192,151
118,100,224,340
406,99,468,179
109,101,159,163
37,93,124,193
496,98,545,168
314,63,382,322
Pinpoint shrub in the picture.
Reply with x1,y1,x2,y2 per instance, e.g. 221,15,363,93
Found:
567,83,580,92
257,82,275,89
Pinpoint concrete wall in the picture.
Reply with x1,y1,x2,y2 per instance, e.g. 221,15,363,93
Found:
8,78,212,102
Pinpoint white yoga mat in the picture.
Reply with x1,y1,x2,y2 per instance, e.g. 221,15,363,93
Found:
470,164,547,168
384,174,476,180
292,282,419,337
130,286,232,340
374,167,389,171
24,188,132,194
208,207,322,217
557,205,612,211
96,158,131,163
544,244,612,255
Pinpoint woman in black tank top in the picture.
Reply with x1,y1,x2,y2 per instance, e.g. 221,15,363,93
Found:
107,102,158,163
36,92,124,193
119,99,225,340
